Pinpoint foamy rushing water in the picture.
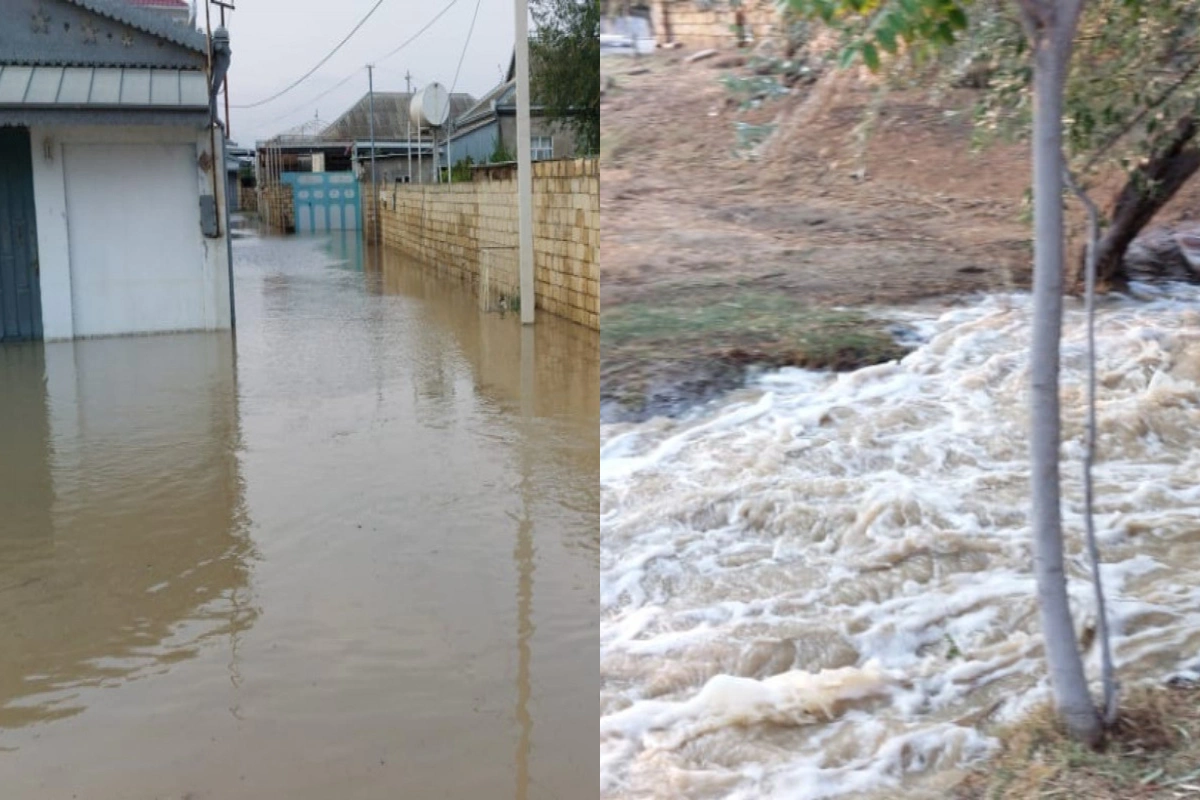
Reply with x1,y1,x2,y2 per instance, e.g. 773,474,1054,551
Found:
600,285,1200,799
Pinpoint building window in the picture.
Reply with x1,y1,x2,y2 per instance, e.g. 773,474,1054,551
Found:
531,136,553,161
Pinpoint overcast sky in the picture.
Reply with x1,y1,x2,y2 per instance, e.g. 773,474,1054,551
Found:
217,0,517,145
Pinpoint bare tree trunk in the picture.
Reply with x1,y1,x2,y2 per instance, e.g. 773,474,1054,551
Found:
1021,0,1102,746
1090,116,1200,287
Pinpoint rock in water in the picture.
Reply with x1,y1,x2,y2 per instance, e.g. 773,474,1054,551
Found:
1123,226,1200,282
1177,231,1200,271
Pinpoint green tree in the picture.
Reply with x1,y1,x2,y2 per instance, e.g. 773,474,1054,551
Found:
530,0,601,155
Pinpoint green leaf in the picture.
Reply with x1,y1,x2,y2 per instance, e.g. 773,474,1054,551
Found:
862,42,880,71
947,6,968,29
839,44,859,69
876,26,898,54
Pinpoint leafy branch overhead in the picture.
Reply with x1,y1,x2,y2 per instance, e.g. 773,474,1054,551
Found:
787,0,1200,177
789,0,970,70
783,0,1200,285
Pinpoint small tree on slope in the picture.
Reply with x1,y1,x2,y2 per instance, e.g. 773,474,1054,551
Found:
786,0,1107,744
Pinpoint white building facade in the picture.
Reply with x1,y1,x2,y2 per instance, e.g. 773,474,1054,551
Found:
0,0,232,342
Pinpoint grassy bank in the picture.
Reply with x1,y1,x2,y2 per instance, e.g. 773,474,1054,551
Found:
600,286,907,421
956,684,1200,799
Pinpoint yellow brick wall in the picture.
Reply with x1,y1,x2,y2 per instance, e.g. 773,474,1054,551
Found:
376,158,599,330
651,0,781,50
360,182,379,241
237,185,256,213
258,185,294,232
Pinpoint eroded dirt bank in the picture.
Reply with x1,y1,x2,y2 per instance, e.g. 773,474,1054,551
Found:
600,49,1200,421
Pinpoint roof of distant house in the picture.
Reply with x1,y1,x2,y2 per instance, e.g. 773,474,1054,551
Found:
321,91,477,142
454,51,549,130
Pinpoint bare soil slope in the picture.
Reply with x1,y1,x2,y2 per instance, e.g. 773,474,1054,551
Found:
600,50,1200,420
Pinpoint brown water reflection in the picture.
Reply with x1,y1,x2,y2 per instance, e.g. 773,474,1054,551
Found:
0,232,598,799
0,335,253,730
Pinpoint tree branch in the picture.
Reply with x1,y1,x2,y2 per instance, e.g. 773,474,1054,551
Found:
1081,54,1200,176
1063,161,1120,728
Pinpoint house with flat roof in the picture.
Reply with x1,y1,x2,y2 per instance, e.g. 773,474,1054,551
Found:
0,0,232,342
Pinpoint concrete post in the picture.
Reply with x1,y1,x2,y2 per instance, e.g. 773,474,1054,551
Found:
514,0,535,324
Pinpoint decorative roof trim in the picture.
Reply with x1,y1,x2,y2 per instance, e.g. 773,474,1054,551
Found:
63,0,208,53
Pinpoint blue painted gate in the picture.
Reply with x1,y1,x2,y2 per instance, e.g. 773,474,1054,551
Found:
0,127,43,342
283,171,361,234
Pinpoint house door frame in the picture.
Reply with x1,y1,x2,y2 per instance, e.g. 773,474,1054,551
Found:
0,126,43,342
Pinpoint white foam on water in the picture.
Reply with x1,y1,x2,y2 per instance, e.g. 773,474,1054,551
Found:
601,286,1200,798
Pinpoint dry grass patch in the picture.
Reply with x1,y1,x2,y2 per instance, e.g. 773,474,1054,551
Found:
957,683,1200,799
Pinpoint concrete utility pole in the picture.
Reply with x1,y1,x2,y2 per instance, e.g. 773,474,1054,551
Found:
405,70,413,184
367,64,378,246
514,0,535,324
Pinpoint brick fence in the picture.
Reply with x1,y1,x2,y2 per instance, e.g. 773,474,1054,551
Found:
237,185,256,214
361,183,379,242
376,158,599,330
650,0,782,50
258,185,294,232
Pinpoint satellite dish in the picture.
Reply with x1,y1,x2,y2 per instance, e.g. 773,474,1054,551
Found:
410,82,451,128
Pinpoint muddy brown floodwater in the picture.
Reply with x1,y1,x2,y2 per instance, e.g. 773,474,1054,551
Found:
0,230,598,799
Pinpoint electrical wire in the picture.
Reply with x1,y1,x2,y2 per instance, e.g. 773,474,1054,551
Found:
372,0,462,66
449,0,483,95
233,0,387,109
273,68,365,124
254,0,462,128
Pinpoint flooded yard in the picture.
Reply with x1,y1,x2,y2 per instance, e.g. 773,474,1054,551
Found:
601,287,1200,798
0,231,598,799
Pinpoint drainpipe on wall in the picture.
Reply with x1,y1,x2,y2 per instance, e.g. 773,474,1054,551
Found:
205,24,232,238
205,19,235,328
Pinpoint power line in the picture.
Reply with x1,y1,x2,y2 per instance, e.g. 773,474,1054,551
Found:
233,0,387,109
449,0,483,94
272,68,366,125
373,0,463,66
254,0,462,128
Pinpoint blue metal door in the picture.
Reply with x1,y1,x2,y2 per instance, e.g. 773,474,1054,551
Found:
0,127,42,342
283,171,361,234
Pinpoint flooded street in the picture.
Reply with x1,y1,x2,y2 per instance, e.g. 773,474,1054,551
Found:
601,286,1200,799
0,231,598,799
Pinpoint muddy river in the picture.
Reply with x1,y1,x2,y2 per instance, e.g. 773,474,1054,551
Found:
0,231,598,799
601,285,1200,798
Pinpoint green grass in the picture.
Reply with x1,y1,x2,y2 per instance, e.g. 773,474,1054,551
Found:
602,290,906,371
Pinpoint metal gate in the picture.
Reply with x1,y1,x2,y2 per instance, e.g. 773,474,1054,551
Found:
283,171,361,234
0,127,42,341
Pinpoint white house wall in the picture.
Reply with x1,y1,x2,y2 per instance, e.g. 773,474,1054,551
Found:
28,124,232,340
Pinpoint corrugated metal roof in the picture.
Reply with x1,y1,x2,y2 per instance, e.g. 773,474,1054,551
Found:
319,92,477,142
0,65,208,107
